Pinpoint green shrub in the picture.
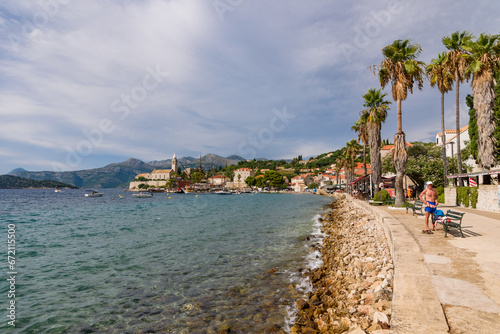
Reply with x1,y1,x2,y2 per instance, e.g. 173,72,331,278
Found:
456,187,470,207
436,186,445,204
373,190,390,202
470,187,478,209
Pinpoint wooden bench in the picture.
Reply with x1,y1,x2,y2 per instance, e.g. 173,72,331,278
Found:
407,200,424,216
439,210,465,238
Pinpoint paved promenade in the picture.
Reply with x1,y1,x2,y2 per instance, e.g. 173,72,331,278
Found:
353,199,500,334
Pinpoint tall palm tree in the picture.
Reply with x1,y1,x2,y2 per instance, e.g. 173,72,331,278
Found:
351,118,369,176
375,39,425,206
443,31,473,185
427,52,454,186
361,88,391,194
463,33,500,169
344,140,362,192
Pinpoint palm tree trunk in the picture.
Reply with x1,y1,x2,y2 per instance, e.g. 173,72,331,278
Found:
473,75,496,169
397,99,403,133
456,75,463,186
368,123,381,194
363,144,367,175
393,98,407,206
441,91,447,186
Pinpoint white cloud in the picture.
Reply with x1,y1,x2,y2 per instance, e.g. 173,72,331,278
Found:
0,0,499,173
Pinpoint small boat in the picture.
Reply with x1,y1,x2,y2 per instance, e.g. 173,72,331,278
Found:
133,192,153,198
84,190,103,197
54,188,61,193
215,190,232,195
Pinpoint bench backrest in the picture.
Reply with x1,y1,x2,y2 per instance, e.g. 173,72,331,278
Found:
414,200,423,208
445,210,465,220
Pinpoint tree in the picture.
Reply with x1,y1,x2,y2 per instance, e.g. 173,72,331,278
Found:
308,182,318,189
190,171,205,184
495,71,500,160
344,140,362,188
375,39,425,206
352,118,369,176
263,170,286,189
334,158,343,186
361,88,391,194
427,52,454,186
443,31,473,182
463,33,500,169
466,94,478,160
245,176,256,187
381,142,459,189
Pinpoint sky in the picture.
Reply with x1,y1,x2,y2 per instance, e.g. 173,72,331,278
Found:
0,0,499,174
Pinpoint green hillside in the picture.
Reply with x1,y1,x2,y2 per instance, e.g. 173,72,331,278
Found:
0,175,79,189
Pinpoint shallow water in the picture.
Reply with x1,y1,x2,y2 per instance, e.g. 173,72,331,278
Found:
0,189,331,333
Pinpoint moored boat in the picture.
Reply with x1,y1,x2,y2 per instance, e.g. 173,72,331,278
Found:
133,192,153,198
214,190,232,195
84,190,103,197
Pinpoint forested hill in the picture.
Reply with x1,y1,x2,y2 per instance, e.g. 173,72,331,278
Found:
0,175,79,189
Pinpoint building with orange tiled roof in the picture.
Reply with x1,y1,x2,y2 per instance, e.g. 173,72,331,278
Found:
234,168,255,188
380,142,413,158
435,125,469,158
207,175,231,185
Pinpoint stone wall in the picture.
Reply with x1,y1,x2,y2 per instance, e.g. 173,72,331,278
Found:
445,187,457,206
477,185,500,212
444,185,500,212
128,180,168,190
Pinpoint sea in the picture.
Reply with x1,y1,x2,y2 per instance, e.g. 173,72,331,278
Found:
0,189,333,334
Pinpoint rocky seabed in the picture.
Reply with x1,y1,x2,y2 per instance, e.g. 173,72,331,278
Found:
291,197,393,334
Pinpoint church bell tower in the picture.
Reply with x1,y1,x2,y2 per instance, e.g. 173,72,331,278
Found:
171,153,178,173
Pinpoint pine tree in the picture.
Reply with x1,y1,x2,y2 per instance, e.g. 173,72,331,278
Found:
466,94,478,160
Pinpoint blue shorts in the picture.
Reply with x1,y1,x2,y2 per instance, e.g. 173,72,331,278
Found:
425,201,437,214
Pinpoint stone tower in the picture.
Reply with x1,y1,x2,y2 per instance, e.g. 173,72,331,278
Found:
171,153,178,173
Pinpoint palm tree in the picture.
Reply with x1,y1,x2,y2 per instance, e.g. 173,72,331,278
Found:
427,52,454,186
463,33,500,169
344,140,362,192
361,88,391,194
335,157,345,187
375,39,425,206
443,31,473,185
351,119,369,176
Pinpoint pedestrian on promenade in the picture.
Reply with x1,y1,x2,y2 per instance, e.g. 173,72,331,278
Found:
419,181,438,234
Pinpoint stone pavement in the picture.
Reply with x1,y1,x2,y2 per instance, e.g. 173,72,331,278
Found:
354,200,500,334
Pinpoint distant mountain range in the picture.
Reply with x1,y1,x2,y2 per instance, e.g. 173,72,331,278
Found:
7,154,246,189
0,175,79,189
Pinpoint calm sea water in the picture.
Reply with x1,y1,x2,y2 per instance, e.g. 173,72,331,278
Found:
0,189,332,333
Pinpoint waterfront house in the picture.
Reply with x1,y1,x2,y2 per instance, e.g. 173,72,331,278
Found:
233,168,255,188
207,175,231,186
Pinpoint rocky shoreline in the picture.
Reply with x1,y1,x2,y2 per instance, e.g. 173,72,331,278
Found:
291,195,393,334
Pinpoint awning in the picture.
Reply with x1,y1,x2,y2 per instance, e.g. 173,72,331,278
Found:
348,174,371,185
447,170,500,179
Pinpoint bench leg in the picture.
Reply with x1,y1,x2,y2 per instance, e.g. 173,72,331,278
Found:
459,225,465,238
444,224,449,238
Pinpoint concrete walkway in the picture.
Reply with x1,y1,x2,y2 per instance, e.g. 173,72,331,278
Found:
357,200,500,333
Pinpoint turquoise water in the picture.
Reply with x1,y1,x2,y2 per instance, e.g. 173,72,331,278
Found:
0,189,332,333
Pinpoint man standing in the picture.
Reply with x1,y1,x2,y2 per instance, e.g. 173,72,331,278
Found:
419,181,438,234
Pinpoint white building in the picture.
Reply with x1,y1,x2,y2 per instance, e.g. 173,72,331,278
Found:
233,168,255,188
207,175,231,185
435,125,469,158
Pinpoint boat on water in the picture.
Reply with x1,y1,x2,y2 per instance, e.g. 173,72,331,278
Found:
214,190,232,195
54,188,61,193
84,190,103,197
133,192,153,198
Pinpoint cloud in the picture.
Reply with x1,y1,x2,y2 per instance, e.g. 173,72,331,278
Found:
0,0,498,173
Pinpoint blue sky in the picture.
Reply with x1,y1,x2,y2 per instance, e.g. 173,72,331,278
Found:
0,0,499,174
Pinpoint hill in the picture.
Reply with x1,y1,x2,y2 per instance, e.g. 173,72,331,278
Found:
9,154,245,189
0,175,79,189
